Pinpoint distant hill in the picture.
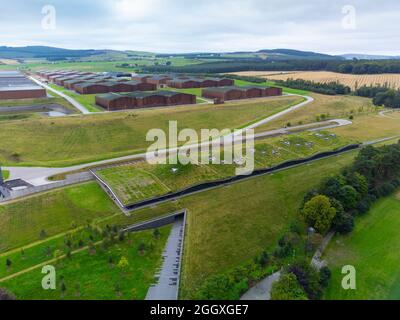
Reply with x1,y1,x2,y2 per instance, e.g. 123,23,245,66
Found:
0,46,110,60
341,53,400,60
157,48,342,61
255,49,340,60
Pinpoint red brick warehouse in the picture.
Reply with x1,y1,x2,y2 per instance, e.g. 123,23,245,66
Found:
74,80,156,94
202,86,283,102
95,91,196,111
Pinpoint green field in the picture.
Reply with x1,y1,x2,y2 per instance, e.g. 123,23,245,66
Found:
324,192,400,300
179,150,357,298
0,226,171,300
233,79,310,95
255,93,376,133
0,56,208,72
2,170,10,180
0,95,302,167
0,182,120,253
96,131,350,205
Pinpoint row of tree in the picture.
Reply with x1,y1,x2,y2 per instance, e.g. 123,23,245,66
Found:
355,85,400,108
140,59,400,75
273,79,351,95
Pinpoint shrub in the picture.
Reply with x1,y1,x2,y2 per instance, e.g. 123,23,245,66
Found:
271,273,308,300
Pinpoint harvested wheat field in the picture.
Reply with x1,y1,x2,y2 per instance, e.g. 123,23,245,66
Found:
232,71,400,90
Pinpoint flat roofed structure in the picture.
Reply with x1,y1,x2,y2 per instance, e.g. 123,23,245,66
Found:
96,90,196,111
202,85,282,102
0,71,46,100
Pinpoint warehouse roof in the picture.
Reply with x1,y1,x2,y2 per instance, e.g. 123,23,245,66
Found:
0,71,24,78
0,71,45,92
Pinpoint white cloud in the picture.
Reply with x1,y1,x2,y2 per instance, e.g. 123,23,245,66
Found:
113,0,162,20
0,0,399,55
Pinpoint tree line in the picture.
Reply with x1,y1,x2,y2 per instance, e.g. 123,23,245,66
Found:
273,79,351,95
355,85,400,108
140,59,400,75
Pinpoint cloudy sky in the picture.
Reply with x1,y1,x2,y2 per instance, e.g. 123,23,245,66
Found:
0,0,399,55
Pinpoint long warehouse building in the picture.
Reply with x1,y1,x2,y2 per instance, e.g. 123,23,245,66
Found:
0,71,46,100
96,91,196,111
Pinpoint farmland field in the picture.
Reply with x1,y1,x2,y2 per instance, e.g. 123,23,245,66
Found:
232,71,400,90
323,191,400,300
0,95,303,167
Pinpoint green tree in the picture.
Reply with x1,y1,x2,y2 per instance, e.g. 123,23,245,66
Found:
271,273,308,300
301,195,336,234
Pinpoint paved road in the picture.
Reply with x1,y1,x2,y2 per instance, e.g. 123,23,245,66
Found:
146,216,185,300
240,271,281,300
29,76,91,114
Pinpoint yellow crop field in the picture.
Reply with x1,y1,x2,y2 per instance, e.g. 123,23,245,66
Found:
0,59,20,65
232,71,400,90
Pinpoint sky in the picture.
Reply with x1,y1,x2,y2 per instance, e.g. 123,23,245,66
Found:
0,0,399,55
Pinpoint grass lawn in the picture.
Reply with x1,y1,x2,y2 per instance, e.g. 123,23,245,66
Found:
96,130,351,206
0,226,171,300
255,93,376,133
331,112,400,142
2,170,10,180
0,182,120,253
0,95,302,167
324,192,400,300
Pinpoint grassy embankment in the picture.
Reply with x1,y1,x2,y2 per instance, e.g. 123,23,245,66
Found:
96,131,350,205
